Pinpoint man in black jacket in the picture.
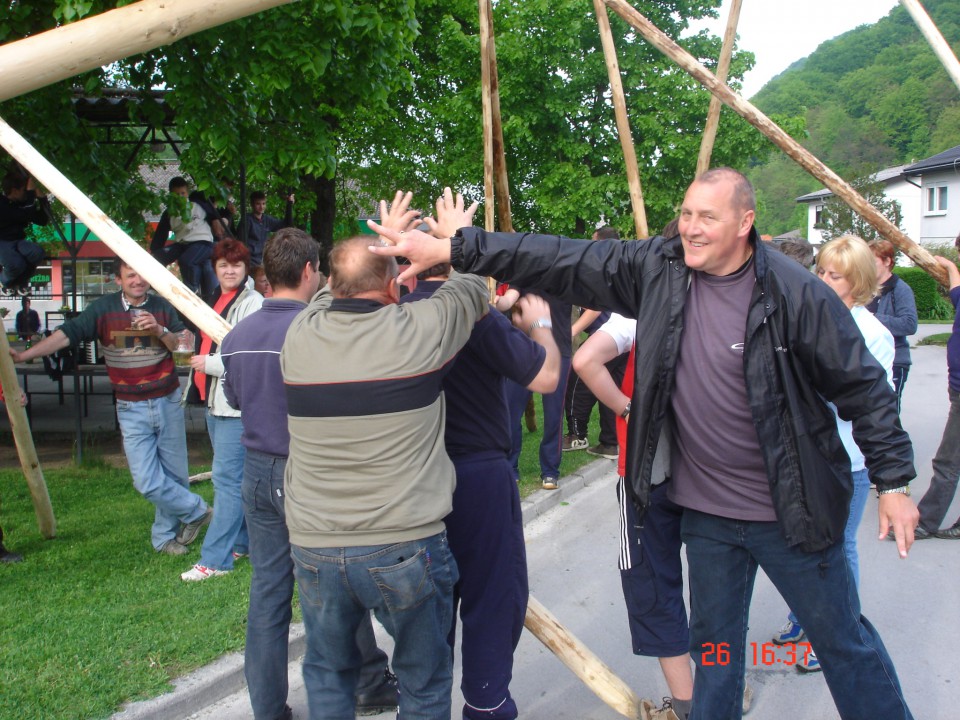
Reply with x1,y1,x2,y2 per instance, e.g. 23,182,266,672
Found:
368,172,918,720
0,171,47,292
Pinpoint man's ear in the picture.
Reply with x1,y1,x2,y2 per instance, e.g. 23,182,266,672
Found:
740,210,756,237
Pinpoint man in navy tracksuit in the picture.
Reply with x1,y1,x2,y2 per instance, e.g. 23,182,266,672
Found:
221,228,397,720
401,264,559,720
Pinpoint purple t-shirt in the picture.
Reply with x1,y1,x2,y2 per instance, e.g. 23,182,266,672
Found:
949,286,960,393
667,258,777,521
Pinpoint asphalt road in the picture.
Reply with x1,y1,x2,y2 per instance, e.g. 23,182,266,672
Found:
183,330,958,720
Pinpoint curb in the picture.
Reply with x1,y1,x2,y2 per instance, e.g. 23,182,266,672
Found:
111,458,615,720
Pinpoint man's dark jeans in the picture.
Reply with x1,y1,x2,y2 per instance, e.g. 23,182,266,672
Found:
241,450,389,720
682,509,913,720
917,387,960,531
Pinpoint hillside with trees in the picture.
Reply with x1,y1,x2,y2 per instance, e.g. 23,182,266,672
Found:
747,0,960,235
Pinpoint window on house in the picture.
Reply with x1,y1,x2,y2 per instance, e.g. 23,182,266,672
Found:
814,204,825,225
926,186,948,214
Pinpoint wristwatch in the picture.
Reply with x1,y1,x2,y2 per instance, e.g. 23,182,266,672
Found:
528,318,553,334
158,326,170,338
621,401,632,419
876,485,911,498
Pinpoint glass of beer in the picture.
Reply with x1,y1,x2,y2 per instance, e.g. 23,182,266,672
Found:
130,307,148,329
174,330,195,368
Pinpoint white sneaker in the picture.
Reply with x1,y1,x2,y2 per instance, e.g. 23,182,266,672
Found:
180,564,230,582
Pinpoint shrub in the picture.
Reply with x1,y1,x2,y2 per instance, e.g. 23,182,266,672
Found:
894,266,954,320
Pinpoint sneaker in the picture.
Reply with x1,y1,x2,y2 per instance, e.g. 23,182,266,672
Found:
936,520,960,539
587,443,618,460
772,618,805,644
176,506,213,546
886,525,932,541
232,551,248,560
355,669,399,716
180,563,230,581
158,539,189,556
541,475,559,490
648,697,681,720
796,650,821,673
562,434,589,452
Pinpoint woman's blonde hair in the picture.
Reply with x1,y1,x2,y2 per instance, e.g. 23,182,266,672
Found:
815,234,879,307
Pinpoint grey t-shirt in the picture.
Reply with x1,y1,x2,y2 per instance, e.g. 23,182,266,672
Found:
667,257,777,521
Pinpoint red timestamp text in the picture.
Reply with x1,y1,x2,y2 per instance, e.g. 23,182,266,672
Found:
701,642,814,666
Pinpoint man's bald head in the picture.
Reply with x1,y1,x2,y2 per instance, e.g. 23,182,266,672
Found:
329,236,399,299
694,167,756,214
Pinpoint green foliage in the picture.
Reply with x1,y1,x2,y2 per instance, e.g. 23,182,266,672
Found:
894,266,954,320
818,175,901,242
750,0,960,232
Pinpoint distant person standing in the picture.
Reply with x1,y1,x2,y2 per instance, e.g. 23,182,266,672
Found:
0,170,48,293
868,239,918,411
221,229,398,719
150,177,219,297
243,191,294,268
15,297,40,340
10,259,211,555
914,253,960,540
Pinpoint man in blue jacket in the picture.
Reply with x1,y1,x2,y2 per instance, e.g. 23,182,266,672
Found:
368,172,919,720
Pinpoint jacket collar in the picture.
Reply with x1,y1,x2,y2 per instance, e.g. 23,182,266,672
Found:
662,226,765,277
329,298,385,313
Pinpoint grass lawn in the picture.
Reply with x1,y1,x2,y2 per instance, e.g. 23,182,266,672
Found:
0,396,607,718
918,333,950,346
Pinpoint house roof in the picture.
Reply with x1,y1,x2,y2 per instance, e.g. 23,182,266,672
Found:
903,144,960,176
795,164,910,203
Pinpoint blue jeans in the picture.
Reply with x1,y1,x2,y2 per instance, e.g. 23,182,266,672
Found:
917,387,960,531
0,239,45,287
155,241,217,297
682,509,912,720
116,387,208,550
200,413,248,570
242,450,390,720
292,532,458,720
505,355,571,478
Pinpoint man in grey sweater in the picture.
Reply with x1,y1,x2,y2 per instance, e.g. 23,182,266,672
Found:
281,236,488,720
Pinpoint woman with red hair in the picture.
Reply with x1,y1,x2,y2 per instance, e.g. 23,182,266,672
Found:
182,239,263,581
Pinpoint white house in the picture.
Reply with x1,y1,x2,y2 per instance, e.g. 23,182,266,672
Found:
903,144,960,246
795,164,921,246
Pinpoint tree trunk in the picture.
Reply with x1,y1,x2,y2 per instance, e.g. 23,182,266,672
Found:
307,174,336,274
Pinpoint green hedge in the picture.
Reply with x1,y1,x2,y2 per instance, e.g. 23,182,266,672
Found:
894,267,954,320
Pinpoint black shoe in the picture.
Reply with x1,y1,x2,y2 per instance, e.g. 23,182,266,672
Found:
936,520,960,539
0,544,23,563
586,443,618,460
887,525,931,541
355,669,398,716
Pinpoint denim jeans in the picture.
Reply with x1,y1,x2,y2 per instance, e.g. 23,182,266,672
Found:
155,241,217,297
917,387,960,532
242,450,390,720
292,532,458,720
505,356,571,478
200,413,248,570
0,239,45,287
116,387,208,550
682,509,913,720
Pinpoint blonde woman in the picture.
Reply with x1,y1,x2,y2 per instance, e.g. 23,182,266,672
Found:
772,234,896,672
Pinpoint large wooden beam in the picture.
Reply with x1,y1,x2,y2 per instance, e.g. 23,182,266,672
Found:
900,0,960,94
479,0,497,235
0,0,297,103
0,332,56,539
593,0,649,239
604,0,948,288
525,596,653,720
696,0,744,177
0,114,231,342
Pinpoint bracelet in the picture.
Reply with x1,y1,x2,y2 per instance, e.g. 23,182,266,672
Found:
621,400,631,419
876,485,911,498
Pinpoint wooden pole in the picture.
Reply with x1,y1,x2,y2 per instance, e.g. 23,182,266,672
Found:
0,332,56,539
900,0,960,94
483,4,515,235
696,0,744,177
604,0,949,288
593,0,649,239
479,0,497,235
0,114,232,342
0,0,297,103
525,595,652,720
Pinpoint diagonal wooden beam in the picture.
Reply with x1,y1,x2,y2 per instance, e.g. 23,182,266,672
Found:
900,0,960,94
0,0,297,102
593,0,649,239
604,0,948,288
696,0,744,177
